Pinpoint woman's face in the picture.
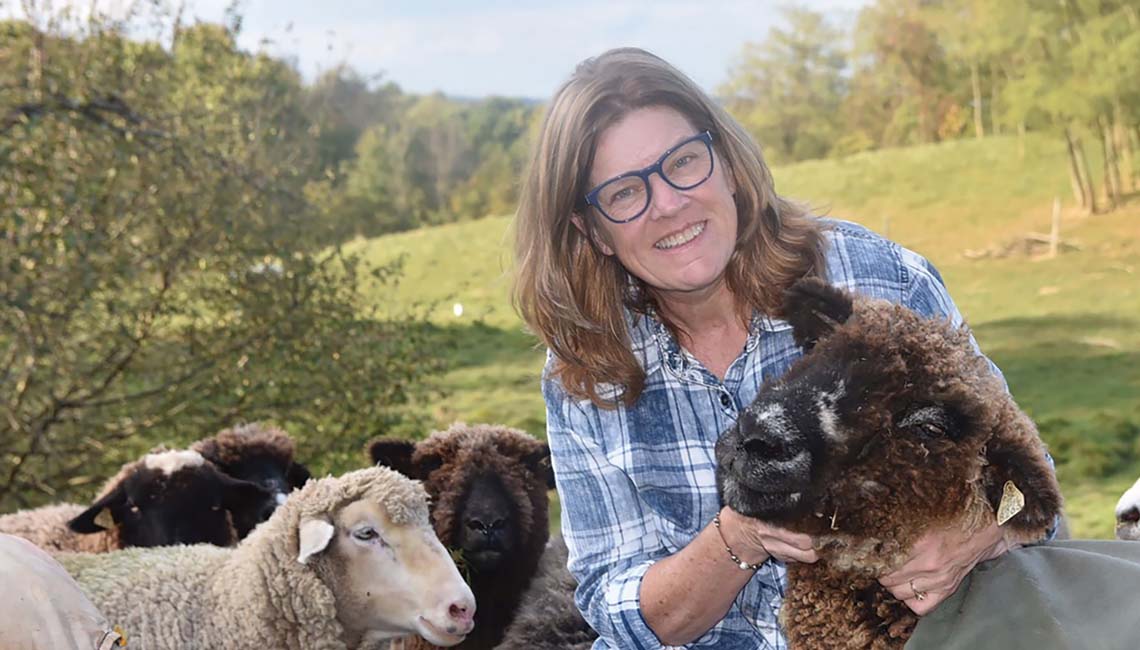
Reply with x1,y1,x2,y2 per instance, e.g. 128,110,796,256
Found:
583,105,738,305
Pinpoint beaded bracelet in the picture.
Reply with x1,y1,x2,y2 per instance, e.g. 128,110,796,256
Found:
712,511,763,571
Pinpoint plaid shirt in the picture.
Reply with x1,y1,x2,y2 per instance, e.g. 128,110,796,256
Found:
543,219,1020,649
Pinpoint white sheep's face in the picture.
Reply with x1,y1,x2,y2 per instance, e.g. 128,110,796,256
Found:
301,499,476,646
1116,477,1140,541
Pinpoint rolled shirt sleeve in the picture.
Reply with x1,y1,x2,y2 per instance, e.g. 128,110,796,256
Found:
543,377,672,650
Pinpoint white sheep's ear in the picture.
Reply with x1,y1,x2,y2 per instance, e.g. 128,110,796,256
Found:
297,518,335,564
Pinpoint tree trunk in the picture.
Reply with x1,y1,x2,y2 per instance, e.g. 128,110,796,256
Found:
971,61,985,139
1064,128,1088,210
1098,116,1120,208
1133,124,1140,189
990,67,1001,136
1074,132,1098,214
1114,104,1134,192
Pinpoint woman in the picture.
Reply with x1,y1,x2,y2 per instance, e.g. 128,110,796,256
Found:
512,48,1031,649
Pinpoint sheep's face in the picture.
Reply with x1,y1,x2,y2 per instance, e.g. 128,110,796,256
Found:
716,343,986,534
193,424,313,539
214,453,310,538
368,424,555,578
716,279,1034,544
69,452,274,547
457,473,519,570
302,499,476,647
1115,477,1140,541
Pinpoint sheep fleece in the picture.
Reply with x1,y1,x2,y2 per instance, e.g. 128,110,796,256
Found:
58,467,427,650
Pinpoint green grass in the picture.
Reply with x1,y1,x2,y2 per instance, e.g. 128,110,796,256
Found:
351,132,1140,539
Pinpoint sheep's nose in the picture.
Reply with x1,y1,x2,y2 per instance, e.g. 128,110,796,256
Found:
740,430,798,462
446,598,476,634
466,517,507,538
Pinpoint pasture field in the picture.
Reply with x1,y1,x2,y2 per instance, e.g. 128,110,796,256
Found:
351,133,1140,539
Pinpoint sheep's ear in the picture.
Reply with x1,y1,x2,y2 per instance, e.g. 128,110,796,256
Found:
297,518,335,564
782,278,854,351
523,443,556,489
68,486,127,534
368,438,417,476
981,434,1063,539
287,462,312,489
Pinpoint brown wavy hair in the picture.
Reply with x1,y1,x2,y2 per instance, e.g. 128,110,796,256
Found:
512,47,824,407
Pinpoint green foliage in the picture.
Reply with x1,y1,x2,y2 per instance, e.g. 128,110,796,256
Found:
720,8,847,163
324,94,537,239
0,11,441,509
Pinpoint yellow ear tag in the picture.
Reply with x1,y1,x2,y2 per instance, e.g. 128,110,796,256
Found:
996,481,1025,526
94,508,115,530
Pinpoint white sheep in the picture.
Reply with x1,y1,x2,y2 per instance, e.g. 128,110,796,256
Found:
1115,476,1140,541
58,466,476,650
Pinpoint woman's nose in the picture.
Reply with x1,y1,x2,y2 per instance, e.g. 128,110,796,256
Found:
645,172,687,219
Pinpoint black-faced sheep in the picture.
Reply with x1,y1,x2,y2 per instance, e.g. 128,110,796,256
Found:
715,278,1062,650
368,422,555,650
494,535,598,650
0,449,273,553
1116,476,1140,541
191,422,312,537
57,466,477,650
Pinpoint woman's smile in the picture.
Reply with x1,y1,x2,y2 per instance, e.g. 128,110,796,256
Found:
654,221,707,251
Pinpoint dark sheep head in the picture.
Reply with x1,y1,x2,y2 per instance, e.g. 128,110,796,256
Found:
68,450,274,547
716,278,1061,568
369,423,555,575
192,422,312,537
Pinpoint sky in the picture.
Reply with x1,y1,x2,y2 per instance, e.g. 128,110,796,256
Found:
10,0,869,99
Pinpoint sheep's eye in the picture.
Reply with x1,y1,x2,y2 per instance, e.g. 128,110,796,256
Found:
899,404,961,440
920,422,945,437
353,527,378,541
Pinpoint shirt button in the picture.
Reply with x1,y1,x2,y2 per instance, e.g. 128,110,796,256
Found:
720,393,732,408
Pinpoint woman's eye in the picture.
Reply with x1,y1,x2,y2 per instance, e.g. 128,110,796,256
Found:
672,153,695,169
610,186,637,202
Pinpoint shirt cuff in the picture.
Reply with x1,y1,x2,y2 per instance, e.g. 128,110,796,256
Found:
603,560,671,650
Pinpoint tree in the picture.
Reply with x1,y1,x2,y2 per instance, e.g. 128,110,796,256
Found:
720,8,848,163
0,10,441,510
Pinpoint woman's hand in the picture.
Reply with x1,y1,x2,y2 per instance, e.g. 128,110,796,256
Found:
879,521,1014,615
718,507,819,566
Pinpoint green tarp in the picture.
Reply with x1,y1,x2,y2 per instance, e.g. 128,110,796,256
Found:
907,540,1140,650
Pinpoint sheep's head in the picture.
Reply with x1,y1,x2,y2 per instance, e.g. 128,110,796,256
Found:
715,278,1061,559
192,423,312,537
68,450,274,547
369,423,555,575
291,467,476,647
1115,477,1140,541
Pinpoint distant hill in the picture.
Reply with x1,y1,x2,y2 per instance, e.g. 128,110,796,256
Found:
350,132,1139,539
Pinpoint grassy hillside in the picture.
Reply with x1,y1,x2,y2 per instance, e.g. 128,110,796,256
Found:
350,133,1140,539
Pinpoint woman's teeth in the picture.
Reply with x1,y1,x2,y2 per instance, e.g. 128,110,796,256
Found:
655,221,706,250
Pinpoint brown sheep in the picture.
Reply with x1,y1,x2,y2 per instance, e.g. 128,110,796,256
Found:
495,535,598,650
368,422,555,650
192,422,312,537
715,278,1062,650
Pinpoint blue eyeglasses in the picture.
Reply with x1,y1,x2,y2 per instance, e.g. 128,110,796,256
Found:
583,131,716,224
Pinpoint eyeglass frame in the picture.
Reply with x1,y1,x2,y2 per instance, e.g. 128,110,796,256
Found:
582,130,716,224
